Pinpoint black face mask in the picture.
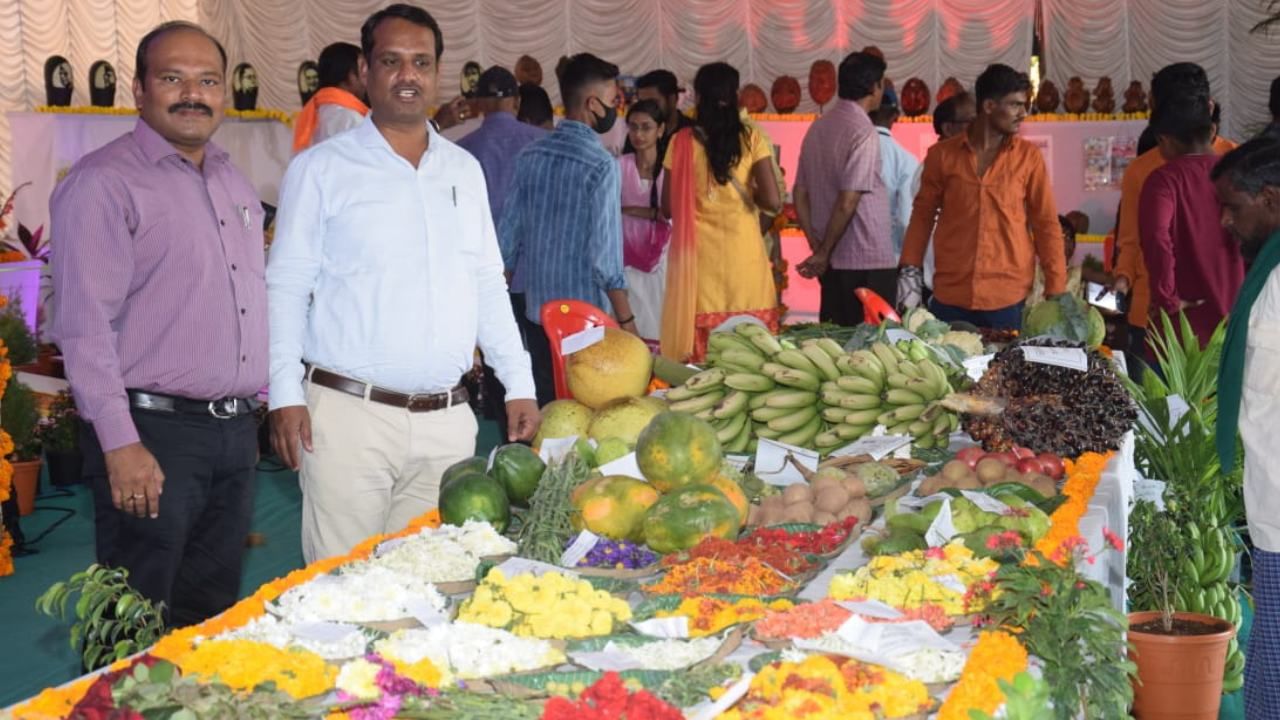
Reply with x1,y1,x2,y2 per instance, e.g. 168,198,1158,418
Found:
589,96,618,134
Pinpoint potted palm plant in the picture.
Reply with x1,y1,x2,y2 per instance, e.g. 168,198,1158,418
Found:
39,390,81,487
2,375,42,515
1128,497,1235,718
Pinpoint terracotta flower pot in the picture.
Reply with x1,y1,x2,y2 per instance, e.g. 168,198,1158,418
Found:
1129,610,1234,719
11,458,43,516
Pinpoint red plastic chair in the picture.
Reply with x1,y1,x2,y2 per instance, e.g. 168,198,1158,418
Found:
855,287,901,325
540,299,619,400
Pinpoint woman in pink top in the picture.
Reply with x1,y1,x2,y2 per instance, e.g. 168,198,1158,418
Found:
618,100,672,342
1139,100,1245,347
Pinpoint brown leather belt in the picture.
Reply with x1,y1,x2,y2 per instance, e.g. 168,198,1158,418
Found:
307,367,469,412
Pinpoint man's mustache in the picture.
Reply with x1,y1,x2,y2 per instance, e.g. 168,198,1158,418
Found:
168,101,213,116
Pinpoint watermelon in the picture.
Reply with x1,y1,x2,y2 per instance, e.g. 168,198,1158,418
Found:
439,471,511,532
490,444,546,507
442,456,488,493
642,484,740,553
635,412,723,493
570,475,661,541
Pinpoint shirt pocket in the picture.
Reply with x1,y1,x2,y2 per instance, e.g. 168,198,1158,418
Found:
326,186,425,272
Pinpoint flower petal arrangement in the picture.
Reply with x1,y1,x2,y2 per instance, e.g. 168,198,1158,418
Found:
457,568,632,639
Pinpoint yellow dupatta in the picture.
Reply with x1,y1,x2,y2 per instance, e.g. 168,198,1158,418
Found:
659,128,699,361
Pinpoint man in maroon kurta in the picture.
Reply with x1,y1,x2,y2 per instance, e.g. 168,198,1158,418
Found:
1140,96,1245,346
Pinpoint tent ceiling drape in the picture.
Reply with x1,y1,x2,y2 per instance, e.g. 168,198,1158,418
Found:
3,0,1278,195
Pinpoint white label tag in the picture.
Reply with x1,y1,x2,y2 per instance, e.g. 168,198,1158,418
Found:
560,530,600,568
830,434,913,461
495,557,578,579
885,329,919,344
570,644,645,672
404,597,448,627
537,435,579,463
1112,350,1129,376
288,621,362,644
1134,478,1167,510
723,454,751,471
1167,394,1192,427
631,616,690,638
561,326,606,356
597,452,645,480
834,615,960,657
925,498,958,546
960,490,1012,514
690,672,755,720
963,354,994,381
896,492,954,510
1020,346,1088,372
754,438,819,486
933,574,967,594
836,599,905,620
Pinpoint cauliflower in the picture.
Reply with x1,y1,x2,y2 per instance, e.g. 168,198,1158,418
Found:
938,331,985,358
903,307,938,334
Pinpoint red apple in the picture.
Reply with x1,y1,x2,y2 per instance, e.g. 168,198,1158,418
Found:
987,452,1018,467
1016,457,1044,476
1011,446,1035,460
1037,453,1065,479
956,446,986,469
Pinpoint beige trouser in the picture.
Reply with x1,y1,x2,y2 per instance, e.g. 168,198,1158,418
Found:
299,381,478,563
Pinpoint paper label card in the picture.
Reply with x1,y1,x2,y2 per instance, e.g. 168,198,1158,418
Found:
496,557,578,579
836,599,905,620
560,530,600,568
755,438,819,486
1134,478,1168,511
538,435,579,463
690,672,755,720
1020,346,1088,372
597,452,645,481
1112,350,1129,376
961,490,1011,514
963,354,994,381
830,434,913,461
925,498,958,547
896,493,954,510
561,326,605,356
404,598,449,627
631,616,690,638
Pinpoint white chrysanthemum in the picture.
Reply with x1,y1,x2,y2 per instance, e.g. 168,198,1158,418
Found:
273,566,446,624
375,622,564,679
213,614,369,660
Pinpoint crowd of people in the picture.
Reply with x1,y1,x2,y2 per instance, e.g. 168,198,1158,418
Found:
38,3,1280,715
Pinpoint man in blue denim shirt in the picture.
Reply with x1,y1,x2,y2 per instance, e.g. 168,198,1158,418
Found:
499,53,634,405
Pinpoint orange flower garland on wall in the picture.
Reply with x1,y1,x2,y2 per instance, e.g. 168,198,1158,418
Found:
0,293,13,578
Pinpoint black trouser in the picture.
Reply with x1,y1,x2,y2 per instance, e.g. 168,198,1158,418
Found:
524,319,558,408
482,293,536,433
81,408,257,628
819,268,899,327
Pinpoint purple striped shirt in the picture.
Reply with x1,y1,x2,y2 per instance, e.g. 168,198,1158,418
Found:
794,100,895,270
50,119,268,452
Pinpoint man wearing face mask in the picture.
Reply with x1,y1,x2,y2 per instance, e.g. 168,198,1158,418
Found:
499,53,632,406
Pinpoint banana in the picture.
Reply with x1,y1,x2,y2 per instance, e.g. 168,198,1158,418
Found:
719,349,767,372
714,410,749,443
886,373,914,390
669,390,725,414
836,422,874,440
885,421,916,436
754,422,784,439
800,343,841,381
921,359,953,398
902,376,937,400
870,342,901,376
821,388,856,406
752,405,798,422
891,404,926,423
908,419,933,436
725,372,776,392
736,324,783,355
915,434,936,450
750,389,788,409
821,380,841,395
1191,541,1207,582
898,361,924,380
876,410,899,427
839,394,884,411
709,331,760,356
712,390,750,419
821,406,850,423
694,408,715,421
885,388,926,406
1181,555,1202,589
771,367,822,392
813,337,847,360
814,430,844,448
775,349,819,374
841,408,884,426
664,384,700,401
777,413,823,447
684,367,726,394
932,413,954,436
766,390,819,409
836,375,882,395
847,351,888,384
724,416,752,453
768,405,819,432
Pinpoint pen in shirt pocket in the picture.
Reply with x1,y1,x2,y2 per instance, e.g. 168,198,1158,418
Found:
238,205,251,228
452,186,457,207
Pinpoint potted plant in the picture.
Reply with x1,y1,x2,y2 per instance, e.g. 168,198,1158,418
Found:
39,390,82,487
1127,498,1235,718
2,375,43,515
0,294,37,368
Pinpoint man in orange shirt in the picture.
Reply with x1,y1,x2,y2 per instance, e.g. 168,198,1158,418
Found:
1112,63,1235,355
898,64,1065,329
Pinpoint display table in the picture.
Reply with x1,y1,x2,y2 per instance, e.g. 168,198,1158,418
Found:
7,112,294,238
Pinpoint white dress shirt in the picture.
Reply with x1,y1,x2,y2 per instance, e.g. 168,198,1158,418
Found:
267,116,535,409
1242,263,1280,552
876,126,920,256
313,104,366,146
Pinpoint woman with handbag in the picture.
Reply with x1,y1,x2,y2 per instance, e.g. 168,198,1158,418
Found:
660,62,782,362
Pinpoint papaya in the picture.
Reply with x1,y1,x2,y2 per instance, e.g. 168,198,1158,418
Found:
439,471,511,532
570,475,661,541
490,444,546,507
635,412,723,492
642,484,739,554
704,472,750,527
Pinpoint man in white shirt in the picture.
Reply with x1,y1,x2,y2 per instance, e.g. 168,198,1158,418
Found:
1212,137,1280,716
268,4,539,563
870,98,919,256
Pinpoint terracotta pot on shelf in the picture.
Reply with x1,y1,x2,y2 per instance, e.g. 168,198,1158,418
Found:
1128,610,1234,719
11,458,43,516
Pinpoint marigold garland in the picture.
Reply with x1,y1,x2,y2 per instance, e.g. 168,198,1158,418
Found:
0,320,12,579
936,630,1029,720
1031,451,1110,565
176,639,335,698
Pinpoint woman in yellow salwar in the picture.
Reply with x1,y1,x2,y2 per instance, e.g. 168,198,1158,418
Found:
660,62,782,362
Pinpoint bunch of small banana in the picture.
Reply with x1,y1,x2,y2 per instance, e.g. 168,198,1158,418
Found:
1172,523,1244,692
813,340,958,452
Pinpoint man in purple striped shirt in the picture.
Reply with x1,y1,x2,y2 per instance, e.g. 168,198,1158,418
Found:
50,22,267,627
794,51,897,326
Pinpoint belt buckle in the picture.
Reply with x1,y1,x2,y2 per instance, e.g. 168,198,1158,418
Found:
208,398,238,419
406,392,431,411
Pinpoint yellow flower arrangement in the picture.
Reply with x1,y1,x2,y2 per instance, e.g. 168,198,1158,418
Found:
1031,451,1110,564
937,630,1029,720
457,568,632,638
828,542,1000,614
719,654,933,719
335,657,382,700
390,657,444,689
177,639,336,699
654,596,794,637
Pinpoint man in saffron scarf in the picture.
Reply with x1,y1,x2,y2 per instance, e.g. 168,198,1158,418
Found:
292,42,368,153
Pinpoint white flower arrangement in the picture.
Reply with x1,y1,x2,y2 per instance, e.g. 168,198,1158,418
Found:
374,622,565,680
368,520,516,584
272,565,447,624
213,614,370,660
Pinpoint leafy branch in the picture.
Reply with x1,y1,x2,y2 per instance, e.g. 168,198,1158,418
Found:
36,564,166,671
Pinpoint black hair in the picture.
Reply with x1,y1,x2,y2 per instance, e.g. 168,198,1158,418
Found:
361,4,444,61
1271,76,1280,119
974,64,1031,107
693,62,747,185
1151,63,1209,109
558,53,619,111
135,21,227,88
1058,214,1077,262
1137,126,1159,156
838,51,887,101
637,70,679,98
931,92,972,136
1150,94,1213,147
625,99,666,211
1212,137,1280,195
869,104,899,127
517,83,553,127
318,42,361,89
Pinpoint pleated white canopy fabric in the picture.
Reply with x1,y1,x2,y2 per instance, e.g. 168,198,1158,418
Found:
2,0,1278,193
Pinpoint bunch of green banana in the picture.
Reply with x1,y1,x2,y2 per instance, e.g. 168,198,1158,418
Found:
815,340,959,451
1170,523,1245,693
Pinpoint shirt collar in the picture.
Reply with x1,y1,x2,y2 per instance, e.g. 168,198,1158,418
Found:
355,113,442,158
557,118,598,139
133,117,228,166
481,110,519,127
876,126,892,137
